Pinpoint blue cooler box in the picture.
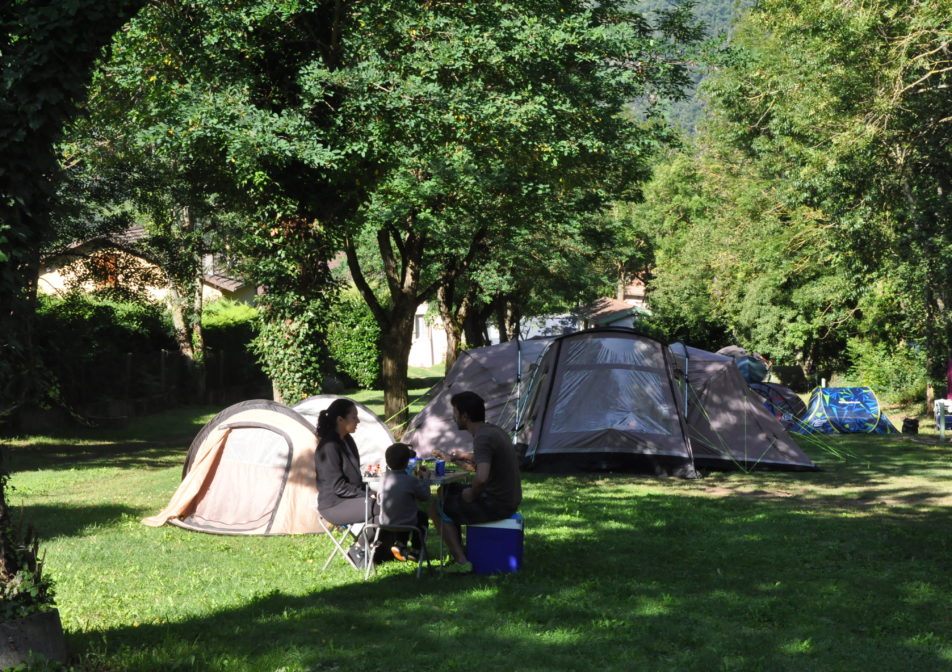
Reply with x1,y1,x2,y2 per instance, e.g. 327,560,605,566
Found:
466,513,524,575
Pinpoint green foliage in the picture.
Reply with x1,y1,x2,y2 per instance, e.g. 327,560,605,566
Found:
0,568,56,623
242,216,340,403
201,298,257,352
630,0,757,133
325,293,381,390
698,0,952,382
0,0,145,418
251,300,328,405
66,0,707,420
201,299,257,330
634,147,854,373
35,293,172,357
845,339,927,406
0,465,56,622
32,293,174,409
638,0,951,393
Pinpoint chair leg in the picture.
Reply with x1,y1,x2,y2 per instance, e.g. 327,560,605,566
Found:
363,527,381,581
320,522,358,571
414,529,429,579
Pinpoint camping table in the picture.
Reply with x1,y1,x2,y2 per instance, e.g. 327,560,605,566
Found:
364,468,470,493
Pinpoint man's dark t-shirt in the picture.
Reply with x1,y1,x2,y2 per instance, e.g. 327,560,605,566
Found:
473,423,522,515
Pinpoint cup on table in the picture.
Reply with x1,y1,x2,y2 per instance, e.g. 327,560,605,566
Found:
435,459,445,476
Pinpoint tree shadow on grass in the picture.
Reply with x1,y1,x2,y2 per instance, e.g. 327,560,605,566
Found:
68,485,952,672
8,503,140,541
4,442,186,473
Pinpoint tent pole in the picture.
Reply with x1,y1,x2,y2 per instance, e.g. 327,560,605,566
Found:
513,335,523,437
681,343,690,417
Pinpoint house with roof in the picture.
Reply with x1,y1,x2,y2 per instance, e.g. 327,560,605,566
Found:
573,296,648,330
38,226,256,304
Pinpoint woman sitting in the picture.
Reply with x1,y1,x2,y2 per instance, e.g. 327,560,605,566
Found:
315,398,379,566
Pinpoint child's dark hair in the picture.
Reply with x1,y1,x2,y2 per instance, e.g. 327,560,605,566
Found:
385,443,414,471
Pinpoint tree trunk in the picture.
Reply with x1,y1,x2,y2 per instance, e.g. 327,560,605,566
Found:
190,272,206,401
167,284,206,403
380,307,415,433
437,284,463,373
463,299,495,348
0,463,13,581
495,299,521,342
495,303,509,343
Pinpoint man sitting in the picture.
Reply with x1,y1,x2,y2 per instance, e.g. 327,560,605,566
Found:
430,391,522,574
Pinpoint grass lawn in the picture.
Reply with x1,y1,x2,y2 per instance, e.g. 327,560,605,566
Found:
3,386,952,671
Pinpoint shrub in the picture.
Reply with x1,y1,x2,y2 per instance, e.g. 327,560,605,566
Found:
35,292,172,355
845,338,927,405
33,293,174,408
202,299,258,352
325,293,381,390
251,300,327,404
0,469,56,622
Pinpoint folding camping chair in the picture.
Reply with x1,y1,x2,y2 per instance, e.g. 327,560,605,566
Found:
359,523,430,580
317,515,364,570
316,486,373,572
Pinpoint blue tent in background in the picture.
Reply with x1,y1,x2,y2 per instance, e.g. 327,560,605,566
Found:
795,387,898,434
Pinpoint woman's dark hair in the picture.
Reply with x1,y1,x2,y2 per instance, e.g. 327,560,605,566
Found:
317,398,357,437
451,391,485,422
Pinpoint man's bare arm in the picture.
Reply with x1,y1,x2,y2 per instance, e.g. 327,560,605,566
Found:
462,462,490,502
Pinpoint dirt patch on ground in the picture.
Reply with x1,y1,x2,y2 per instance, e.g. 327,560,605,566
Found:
702,486,797,499
701,484,952,512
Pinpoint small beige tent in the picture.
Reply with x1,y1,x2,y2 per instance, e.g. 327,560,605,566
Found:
145,397,397,535
144,400,323,535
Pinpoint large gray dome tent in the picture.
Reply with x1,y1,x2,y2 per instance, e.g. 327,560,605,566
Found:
144,399,324,535
516,328,698,475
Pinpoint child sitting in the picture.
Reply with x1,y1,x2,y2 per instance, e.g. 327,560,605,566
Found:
379,443,430,562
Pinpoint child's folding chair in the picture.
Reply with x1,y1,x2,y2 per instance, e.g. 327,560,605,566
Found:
360,523,429,580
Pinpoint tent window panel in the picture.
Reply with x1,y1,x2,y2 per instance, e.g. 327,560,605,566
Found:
551,369,673,435
563,336,663,368
191,461,285,531
221,427,291,468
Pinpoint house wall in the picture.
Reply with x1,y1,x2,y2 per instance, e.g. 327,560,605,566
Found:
408,302,448,368
39,243,256,305
621,277,647,309
38,246,168,302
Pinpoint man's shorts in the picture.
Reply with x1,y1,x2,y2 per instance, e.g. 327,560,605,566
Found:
437,482,510,525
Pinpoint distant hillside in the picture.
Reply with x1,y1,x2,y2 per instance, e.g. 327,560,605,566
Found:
632,0,755,133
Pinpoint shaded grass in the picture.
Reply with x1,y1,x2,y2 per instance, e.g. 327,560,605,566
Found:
3,403,952,671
